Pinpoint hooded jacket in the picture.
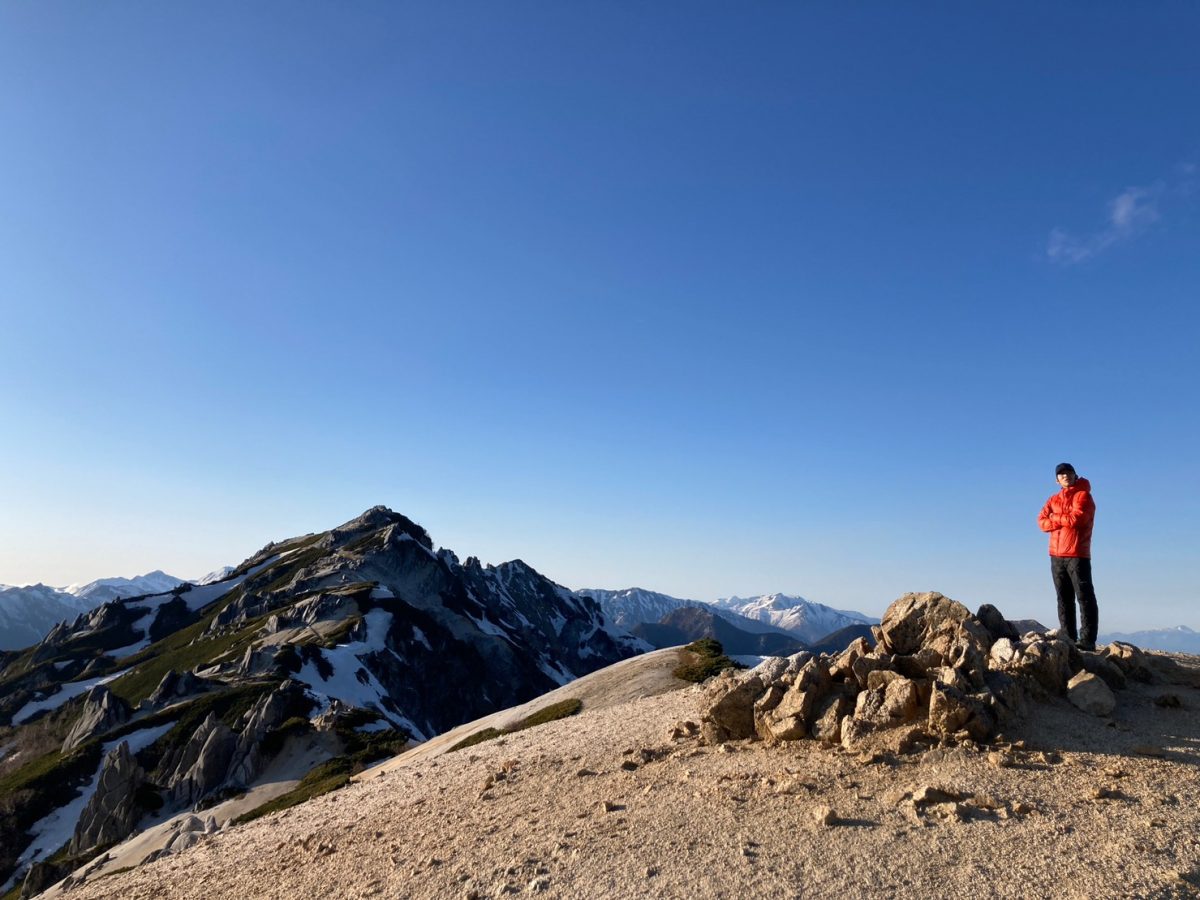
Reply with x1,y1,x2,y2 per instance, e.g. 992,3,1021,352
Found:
1038,476,1095,558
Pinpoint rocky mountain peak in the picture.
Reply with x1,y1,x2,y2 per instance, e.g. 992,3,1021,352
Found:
0,506,646,893
327,506,432,551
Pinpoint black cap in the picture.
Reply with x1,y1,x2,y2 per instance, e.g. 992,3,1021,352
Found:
1055,462,1076,476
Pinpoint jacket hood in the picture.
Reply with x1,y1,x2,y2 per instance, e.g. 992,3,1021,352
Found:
1065,477,1091,493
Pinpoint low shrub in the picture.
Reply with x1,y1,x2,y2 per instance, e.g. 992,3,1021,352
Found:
673,639,742,683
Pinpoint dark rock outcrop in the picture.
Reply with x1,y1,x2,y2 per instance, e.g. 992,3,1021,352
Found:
976,604,1019,642
159,713,238,808
62,685,131,752
142,670,206,711
69,742,146,854
226,681,311,787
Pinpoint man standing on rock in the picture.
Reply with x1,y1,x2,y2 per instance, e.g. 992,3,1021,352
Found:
1038,462,1099,651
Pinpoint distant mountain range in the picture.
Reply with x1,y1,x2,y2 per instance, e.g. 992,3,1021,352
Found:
1099,626,1200,655
61,571,186,605
0,572,187,650
583,587,879,652
629,606,807,656
577,588,798,638
0,586,96,652
711,593,879,644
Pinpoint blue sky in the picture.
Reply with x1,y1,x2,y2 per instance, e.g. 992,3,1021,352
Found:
1,3,1197,631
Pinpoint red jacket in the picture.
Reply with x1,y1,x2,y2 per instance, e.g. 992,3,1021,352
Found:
1038,477,1095,558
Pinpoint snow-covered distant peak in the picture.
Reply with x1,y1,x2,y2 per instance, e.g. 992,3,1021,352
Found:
711,593,878,644
577,587,799,638
62,570,186,603
576,587,706,630
196,566,236,585
716,593,813,612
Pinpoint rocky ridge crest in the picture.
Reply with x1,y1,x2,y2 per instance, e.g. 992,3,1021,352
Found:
700,591,1177,754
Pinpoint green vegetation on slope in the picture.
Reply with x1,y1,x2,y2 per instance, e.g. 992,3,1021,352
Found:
672,638,742,683
232,721,408,825
448,697,583,752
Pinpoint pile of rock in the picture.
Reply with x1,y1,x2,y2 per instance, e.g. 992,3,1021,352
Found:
700,592,1159,754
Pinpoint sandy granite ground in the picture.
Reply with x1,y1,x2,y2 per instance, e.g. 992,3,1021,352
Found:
54,650,1200,900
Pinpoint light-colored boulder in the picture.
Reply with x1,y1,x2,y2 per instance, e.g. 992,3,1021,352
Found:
877,592,990,680
989,638,1020,667
881,677,920,722
830,638,870,681
866,669,905,691
1067,670,1116,716
1102,642,1156,683
850,654,893,689
1012,636,1073,693
757,658,831,742
700,672,763,743
810,690,853,743
927,682,994,741
854,676,920,726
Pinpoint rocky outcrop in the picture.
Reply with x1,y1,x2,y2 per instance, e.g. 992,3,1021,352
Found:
322,506,433,553
143,814,220,864
226,681,310,787
62,686,130,751
69,742,146,854
141,670,206,711
150,681,311,811
159,713,238,808
699,592,1144,754
1067,671,1116,716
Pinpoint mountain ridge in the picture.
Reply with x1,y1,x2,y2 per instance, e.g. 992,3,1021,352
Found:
0,506,645,893
711,592,878,643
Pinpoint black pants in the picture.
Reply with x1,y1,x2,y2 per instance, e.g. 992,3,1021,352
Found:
1051,556,1099,646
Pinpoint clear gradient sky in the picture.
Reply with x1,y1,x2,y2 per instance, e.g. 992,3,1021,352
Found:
1,3,1197,632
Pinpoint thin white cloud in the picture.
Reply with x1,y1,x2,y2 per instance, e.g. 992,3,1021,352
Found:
1047,182,1164,264
1108,186,1159,230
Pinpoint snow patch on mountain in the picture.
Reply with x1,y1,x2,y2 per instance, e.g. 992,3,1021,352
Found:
196,566,236,585
298,609,425,738
0,721,177,893
11,673,123,725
